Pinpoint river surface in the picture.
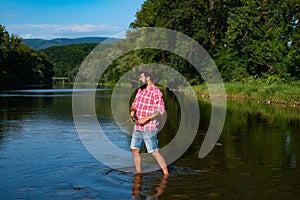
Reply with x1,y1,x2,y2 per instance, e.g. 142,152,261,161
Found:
0,87,299,199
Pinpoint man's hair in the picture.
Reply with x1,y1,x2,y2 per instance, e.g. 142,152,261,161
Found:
140,68,154,81
138,68,154,90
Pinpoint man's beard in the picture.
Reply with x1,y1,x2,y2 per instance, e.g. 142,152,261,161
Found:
139,80,147,90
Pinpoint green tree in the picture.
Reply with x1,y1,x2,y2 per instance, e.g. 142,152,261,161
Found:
217,0,300,81
129,0,300,82
130,0,238,55
0,24,53,89
129,0,242,83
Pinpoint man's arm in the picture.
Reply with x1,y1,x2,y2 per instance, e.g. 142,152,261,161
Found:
137,111,160,125
153,90,165,115
130,89,141,120
130,107,137,119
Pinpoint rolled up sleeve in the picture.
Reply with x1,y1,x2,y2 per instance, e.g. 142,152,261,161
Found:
154,90,165,115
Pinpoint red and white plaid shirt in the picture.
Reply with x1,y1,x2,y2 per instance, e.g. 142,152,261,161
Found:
132,84,165,131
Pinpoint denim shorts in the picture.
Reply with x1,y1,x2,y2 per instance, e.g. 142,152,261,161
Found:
130,130,159,153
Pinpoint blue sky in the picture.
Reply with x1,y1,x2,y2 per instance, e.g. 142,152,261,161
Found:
0,0,145,39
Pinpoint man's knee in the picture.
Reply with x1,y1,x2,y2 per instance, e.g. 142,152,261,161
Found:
132,149,140,154
151,150,159,156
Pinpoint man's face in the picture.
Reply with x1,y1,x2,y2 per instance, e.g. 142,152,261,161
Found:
139,73,147,84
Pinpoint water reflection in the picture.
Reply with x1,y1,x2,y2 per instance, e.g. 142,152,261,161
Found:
131,173,168,199
0,88,300,199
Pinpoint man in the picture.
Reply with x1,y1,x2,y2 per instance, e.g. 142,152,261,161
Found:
130,70,169,175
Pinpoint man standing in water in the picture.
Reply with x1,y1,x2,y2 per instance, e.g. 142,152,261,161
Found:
130,69,169,175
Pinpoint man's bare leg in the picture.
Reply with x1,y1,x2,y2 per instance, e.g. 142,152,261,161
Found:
132,149,142,173
151,151,169,175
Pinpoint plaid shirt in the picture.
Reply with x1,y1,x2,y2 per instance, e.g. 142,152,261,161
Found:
132,84,165,131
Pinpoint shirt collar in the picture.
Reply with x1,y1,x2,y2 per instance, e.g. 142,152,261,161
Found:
147,84,155,91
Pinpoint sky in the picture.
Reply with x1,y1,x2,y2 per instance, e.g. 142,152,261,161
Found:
0,0,145,39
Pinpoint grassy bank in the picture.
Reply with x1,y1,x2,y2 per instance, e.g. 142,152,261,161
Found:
192,81,300,107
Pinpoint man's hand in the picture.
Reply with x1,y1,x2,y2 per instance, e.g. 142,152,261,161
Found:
138,116,150,125
130,111,136,118
130,107,137,120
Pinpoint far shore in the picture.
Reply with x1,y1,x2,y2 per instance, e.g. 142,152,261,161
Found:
190,81,300,108
3,81,299,108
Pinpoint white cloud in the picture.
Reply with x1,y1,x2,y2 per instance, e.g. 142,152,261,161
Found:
6,12,18,18
6,24,125,39
21,33,33,38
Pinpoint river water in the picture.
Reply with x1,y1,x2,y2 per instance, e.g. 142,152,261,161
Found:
0,87,299,199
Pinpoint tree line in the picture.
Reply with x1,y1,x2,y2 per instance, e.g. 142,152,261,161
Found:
102,0,299,85
0,25,53,89
1,0,299,89
0,24,99,89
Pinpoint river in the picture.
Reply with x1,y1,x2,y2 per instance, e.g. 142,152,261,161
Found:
0,87,299,199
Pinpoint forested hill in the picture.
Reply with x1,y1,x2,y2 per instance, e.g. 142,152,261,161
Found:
40,43,106,80
23,37,119,50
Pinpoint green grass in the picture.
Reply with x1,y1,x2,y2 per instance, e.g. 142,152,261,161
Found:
191,81,300,106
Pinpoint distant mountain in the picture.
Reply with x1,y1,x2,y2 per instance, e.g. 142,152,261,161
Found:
23,37,120,50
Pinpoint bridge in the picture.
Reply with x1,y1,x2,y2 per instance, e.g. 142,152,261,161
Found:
52,77,68,86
